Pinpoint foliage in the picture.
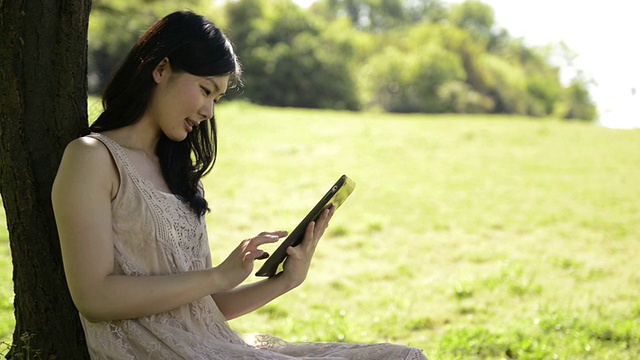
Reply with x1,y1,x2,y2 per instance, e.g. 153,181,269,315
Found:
1,333,43,360
480,54,529,114
87,0,598,120
224,0,359,109
88,0,213,93
309,0,447,32
560,78,598,120
361,42,466,112
448,0,495,45
437,80,495,113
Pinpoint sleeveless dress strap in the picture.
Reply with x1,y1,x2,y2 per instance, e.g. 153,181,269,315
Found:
86,132,148,193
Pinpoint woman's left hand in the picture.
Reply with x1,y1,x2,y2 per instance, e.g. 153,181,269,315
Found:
280,205,335,288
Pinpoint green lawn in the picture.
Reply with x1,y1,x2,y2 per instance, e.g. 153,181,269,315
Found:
2,102,639,359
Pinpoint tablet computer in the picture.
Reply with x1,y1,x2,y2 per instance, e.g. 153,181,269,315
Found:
255,175,356,277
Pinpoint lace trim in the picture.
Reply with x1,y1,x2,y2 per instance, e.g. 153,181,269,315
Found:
89,133,206,273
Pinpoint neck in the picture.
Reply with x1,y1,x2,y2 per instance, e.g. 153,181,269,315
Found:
104,117,161,155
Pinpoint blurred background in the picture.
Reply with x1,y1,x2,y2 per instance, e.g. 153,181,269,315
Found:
442,0,640,129
88,0,638,128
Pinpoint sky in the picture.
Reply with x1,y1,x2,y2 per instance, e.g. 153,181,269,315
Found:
293,0,640,129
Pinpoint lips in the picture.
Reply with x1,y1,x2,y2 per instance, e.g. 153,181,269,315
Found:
185,118,197,132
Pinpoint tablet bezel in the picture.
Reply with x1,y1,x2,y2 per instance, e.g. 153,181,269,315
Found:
254,175,356,277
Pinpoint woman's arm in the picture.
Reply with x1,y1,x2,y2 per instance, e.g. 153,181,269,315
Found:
213,207,335,320
52,138,271,323
211,274,294,320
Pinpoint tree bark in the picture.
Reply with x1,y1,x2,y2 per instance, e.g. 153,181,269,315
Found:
0,1,91,358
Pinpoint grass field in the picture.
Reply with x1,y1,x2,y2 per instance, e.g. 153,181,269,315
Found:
1,102,639,359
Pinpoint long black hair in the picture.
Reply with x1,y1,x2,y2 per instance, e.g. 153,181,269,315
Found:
90,11,242,216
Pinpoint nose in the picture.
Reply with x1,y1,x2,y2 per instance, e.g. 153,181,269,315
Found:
199,100,214,121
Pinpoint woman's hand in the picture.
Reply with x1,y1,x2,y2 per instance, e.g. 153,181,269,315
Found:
216,231,287,291
210,208,334,320
280,205,336,288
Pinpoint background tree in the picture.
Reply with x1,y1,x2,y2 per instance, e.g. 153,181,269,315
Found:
448,0,495,45
311,0,447,31
85,0,596,120
0,1,92,358
225,0,360,109
562,77,598,121
361,41,467,113
88,0,206,93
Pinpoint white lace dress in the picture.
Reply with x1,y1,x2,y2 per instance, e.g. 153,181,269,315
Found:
82,133,427,360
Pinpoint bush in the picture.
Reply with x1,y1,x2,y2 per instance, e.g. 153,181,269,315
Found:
361,43,465,113
225,0,359,110
437,81,495,113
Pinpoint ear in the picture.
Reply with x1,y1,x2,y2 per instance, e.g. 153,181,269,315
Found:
152,58,171,84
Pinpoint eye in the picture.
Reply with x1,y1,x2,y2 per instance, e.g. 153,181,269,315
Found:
201,86,212,96
214,94,225,104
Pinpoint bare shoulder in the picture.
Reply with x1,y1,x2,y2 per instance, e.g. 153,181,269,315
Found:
54,136,119,198
59,136,119,172
63,136,111,160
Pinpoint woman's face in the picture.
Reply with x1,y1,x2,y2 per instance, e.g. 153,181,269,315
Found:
147,60,229,141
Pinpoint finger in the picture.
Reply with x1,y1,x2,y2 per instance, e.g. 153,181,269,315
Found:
328,205,336,220
287,245,308,260
302,221,320,250
243,249,268,262
259,230,288,238
285,246,300,259
320,207,333,223
323,209,334,231
315,208,333,234
306,220,316,238
249,234,281,247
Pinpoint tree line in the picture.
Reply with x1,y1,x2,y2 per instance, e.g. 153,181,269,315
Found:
89,0,597,120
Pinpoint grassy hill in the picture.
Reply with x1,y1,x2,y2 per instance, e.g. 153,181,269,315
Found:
2,102,639,359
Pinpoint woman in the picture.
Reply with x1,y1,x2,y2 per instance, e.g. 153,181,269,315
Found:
52,10,427,359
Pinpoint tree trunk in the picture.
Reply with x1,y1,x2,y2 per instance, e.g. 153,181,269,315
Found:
0,1,92,358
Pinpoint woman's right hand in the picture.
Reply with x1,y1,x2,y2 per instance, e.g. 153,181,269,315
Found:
215,231,287,291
